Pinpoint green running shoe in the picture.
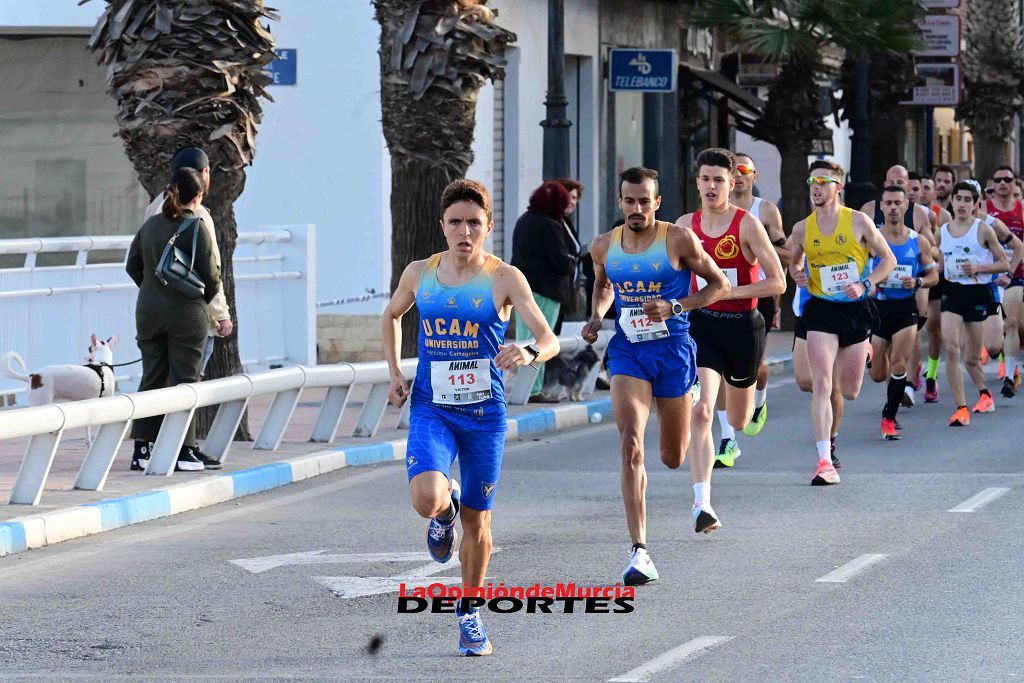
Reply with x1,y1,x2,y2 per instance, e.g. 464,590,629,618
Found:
743,402,767,436
713,438,741,468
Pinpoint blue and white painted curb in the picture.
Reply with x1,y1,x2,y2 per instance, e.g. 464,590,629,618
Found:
0,397,613,558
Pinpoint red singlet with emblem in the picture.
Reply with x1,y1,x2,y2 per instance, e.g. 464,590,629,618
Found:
691,208,758,312
987,198,1024,278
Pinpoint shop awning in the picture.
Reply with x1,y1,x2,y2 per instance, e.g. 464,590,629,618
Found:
679,64,764,136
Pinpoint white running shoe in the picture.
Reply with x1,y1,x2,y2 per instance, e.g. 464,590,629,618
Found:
622,547,659,586
692,502,722,534
692,380,701,406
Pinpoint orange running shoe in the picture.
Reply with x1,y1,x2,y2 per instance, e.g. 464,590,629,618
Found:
811,461,841,485
881,418,900,440
972,392,995,413
980,347,990,365
1015,368,1022,389
949,406,970,426
999,358,1007,380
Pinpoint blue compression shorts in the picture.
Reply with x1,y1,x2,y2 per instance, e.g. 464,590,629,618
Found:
606,333,698,398
406,403,507,511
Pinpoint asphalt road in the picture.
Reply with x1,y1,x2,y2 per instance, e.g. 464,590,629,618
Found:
1,362,1022,681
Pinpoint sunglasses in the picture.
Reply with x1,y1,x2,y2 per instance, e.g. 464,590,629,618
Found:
993,176,1016,183
736,164,756,176
985,188,996,194
807,176,841,186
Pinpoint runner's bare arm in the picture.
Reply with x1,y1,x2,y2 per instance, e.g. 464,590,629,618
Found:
728,213,785,300
915,205,935,243
495,264,560,370
989,217,1023,278
657,225,730,317
786,219,808,287
914,233,939,289
858,200,876,216
973,223,1010,276
382,260,426,406
582,233,614,343
761,201,790,267
856,212,896,292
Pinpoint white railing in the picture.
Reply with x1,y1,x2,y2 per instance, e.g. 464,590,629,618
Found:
0,331,612,506
0,226,316,403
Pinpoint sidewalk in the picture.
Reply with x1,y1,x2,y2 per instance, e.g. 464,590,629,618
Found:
0,331,793,555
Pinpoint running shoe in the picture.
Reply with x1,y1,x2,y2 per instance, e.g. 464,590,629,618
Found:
924,378,939,403
949,406,970,426
692,379,701,406
713,438,741,468
743,403,767,436
456,606,492,656
426,479,460,563
980,347,990,365
901,384,915,407
811,461,841,486
622,546,659,586
692,502,721,534
972,392,995,413
1016,368,1022,389
881,418,900,440
1001,377,1017,398
830,436,841,469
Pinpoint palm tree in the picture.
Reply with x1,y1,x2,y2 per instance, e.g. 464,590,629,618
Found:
958,0,1024,181
374,0,515,357
84,0,277,439
693,0,922,235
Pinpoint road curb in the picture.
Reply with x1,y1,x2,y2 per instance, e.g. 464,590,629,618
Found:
0,397,614,558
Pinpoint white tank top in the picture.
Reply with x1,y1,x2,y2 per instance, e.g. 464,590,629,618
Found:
941,219,992,285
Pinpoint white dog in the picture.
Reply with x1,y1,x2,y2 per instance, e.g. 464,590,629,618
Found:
2,334,120,407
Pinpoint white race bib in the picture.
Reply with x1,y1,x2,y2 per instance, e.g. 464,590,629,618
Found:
618,306,670,343
883,264,914,289
818,262,858,295
695,268,738,290
945,256,972,280
430,359,492,405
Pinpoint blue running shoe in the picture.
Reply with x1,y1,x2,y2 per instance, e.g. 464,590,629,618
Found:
456,606,492,656
426,479,460,563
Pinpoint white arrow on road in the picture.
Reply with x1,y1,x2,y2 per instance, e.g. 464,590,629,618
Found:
230,550,434,574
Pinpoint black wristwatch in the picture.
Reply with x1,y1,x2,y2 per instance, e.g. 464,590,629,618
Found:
524,343,541,362
915,276,924,289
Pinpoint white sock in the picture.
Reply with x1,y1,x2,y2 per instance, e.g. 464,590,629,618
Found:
816,440,831,463
693,482,710,508
754,387,767,409
718,410,735,440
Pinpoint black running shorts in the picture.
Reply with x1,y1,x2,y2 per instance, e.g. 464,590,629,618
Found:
801,297,875,348
872,296,918,341
756,295,776,339
941,281,992,323
928,275,945,301
689,308,766,388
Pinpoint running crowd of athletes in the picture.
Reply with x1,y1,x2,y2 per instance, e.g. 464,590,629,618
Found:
381,148,1023,656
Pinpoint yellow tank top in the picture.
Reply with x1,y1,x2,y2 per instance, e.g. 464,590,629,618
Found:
805,206,869,301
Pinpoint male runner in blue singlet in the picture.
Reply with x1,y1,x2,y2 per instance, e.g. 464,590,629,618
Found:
383,179,559,656
582,166,729,585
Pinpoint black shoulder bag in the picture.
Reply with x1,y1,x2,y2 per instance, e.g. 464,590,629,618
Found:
154,216,205,299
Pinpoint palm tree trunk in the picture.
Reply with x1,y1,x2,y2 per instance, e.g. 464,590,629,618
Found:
777,145,811,331
973,133,1013,184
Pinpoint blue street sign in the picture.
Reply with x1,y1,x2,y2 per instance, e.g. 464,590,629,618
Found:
609,49,677,92
266,49,297,86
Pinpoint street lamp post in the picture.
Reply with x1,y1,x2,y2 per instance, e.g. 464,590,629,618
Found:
846,57,875,209
541,0,571,180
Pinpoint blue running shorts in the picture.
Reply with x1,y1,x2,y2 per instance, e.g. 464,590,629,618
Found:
606,333,698,398
406,403,506,511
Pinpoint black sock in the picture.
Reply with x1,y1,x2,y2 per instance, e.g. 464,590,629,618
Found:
980,388,992,398
884,373,907,419
631,542,647,552
436,501,456,523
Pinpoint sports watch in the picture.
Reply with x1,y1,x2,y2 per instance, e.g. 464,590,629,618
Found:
524,343,541,362
669,299,684,316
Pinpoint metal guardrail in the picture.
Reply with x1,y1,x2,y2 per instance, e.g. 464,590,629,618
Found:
0,331,612,506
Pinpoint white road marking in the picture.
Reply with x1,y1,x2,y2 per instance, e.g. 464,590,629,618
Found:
948,487,1011,513
815,554,888,583
314,549,503,599
608,636,733,682
230,550,433,574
